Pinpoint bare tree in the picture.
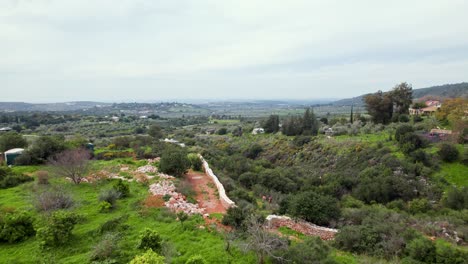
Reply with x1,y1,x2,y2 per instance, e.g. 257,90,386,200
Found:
49,148,91,184
243,216,288,264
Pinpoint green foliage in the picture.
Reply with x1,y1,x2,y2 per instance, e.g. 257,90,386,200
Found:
90,233,120,261
99,189,122,208
405,237,435,263
222,206,249,230
113,180,130,198
302,108,319,136
244,144,263,159
129,249,165,264
364,90,394,124
263,115,280,133
159,146,190,177
285,191,340,226
36,211,80,247
187,153,202,171
407,198,431,214
0,167,33,189
137,228,163,253
148,125,164,139
216,127,228,135
97,215,129,234
438,143,459,162
443,187,468,210
185,254,207,264
0,211,35,243
0,132,28,152
277,237,337,264
176,211,188,227
99,201,113,212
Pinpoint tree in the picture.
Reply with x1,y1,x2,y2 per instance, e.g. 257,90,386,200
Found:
0,132,28,152
243,216,288,264
148,124,164,139
186,255,207,264
350,105,354,123
390,82,413,115
406,237,436,263
137,228,163,252
159,146,190,177
264,115,280,133
302,108,318,135
364,91,393,124
49,148,91,184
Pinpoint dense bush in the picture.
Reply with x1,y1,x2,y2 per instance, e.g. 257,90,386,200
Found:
0,167,33,189
284,191,340,226
36,171,49,185
36,211,80,247
159,146,190,177
276,237,337,264
129,249,165,264
137,228,163,252
0,132,28,152
438,143,459,162
187,153,202,171
113,180,130,198
97,215,129,234
185,255,207,264
443,187,468,210
0,211,35,243
222,206,250,230
405,237,435,263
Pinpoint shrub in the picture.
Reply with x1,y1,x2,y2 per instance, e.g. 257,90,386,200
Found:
222,206,250,230
34,187,74,212
137,228,163,253
185,255,207,264
406,237,436,263
129,249,165,264
0,211,35,243
90,233,120,261
159,147,190,177
408,198,431,214
395,124,414,142
187,153,202,171
0,167,33,189
99,201,112,212
113,180,130,198
244,144,263,159
99,189,121,208
398,114,410,123
443,187,468,210
36,211,80,247
438,143,459,162
287,191,340,226
97,215,129,234
36,171,49,185
277,237,337,264
216,128,228,135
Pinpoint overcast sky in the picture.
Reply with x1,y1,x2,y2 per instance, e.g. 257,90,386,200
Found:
1,0,468,102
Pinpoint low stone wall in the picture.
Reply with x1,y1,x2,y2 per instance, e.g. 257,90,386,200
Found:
266,215,338,240
199,155,236,209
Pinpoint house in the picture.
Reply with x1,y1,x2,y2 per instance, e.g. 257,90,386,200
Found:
252,128,265,135
324,127,334,136
0,127,12,132
4,148,24,165
111,116,120,122
409,100,442,115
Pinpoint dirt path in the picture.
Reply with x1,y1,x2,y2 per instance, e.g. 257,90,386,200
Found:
186,169,226,214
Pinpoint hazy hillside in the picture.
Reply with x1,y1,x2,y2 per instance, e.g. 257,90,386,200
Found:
332,82,468,106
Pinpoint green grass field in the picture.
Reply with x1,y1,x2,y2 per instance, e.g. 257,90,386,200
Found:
0,163,255,264
436,162,468,187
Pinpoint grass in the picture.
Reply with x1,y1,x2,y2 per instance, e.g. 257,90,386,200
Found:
436,162,468,187
278,226,306,240
0,161,256,264
209,119,240,124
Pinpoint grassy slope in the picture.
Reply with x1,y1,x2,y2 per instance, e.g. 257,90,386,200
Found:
0,163,255,264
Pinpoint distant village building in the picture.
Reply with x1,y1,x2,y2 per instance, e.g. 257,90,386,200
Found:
324,127,334,136
0,127,12,132
409,100,441,115
111,116,120,122
205,128,216,135
4,148,24,165
252,128,265,135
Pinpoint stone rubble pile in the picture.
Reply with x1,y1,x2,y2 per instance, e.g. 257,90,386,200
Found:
158,173,175,180
147,158,160,163
136,165,158,174
266,215,338,241
149,179,204,215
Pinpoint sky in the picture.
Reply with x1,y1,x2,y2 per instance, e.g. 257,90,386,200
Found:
1,0,468,103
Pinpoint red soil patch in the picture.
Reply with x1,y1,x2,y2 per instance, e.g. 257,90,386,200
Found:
186,170,226,214
143,195,165,208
